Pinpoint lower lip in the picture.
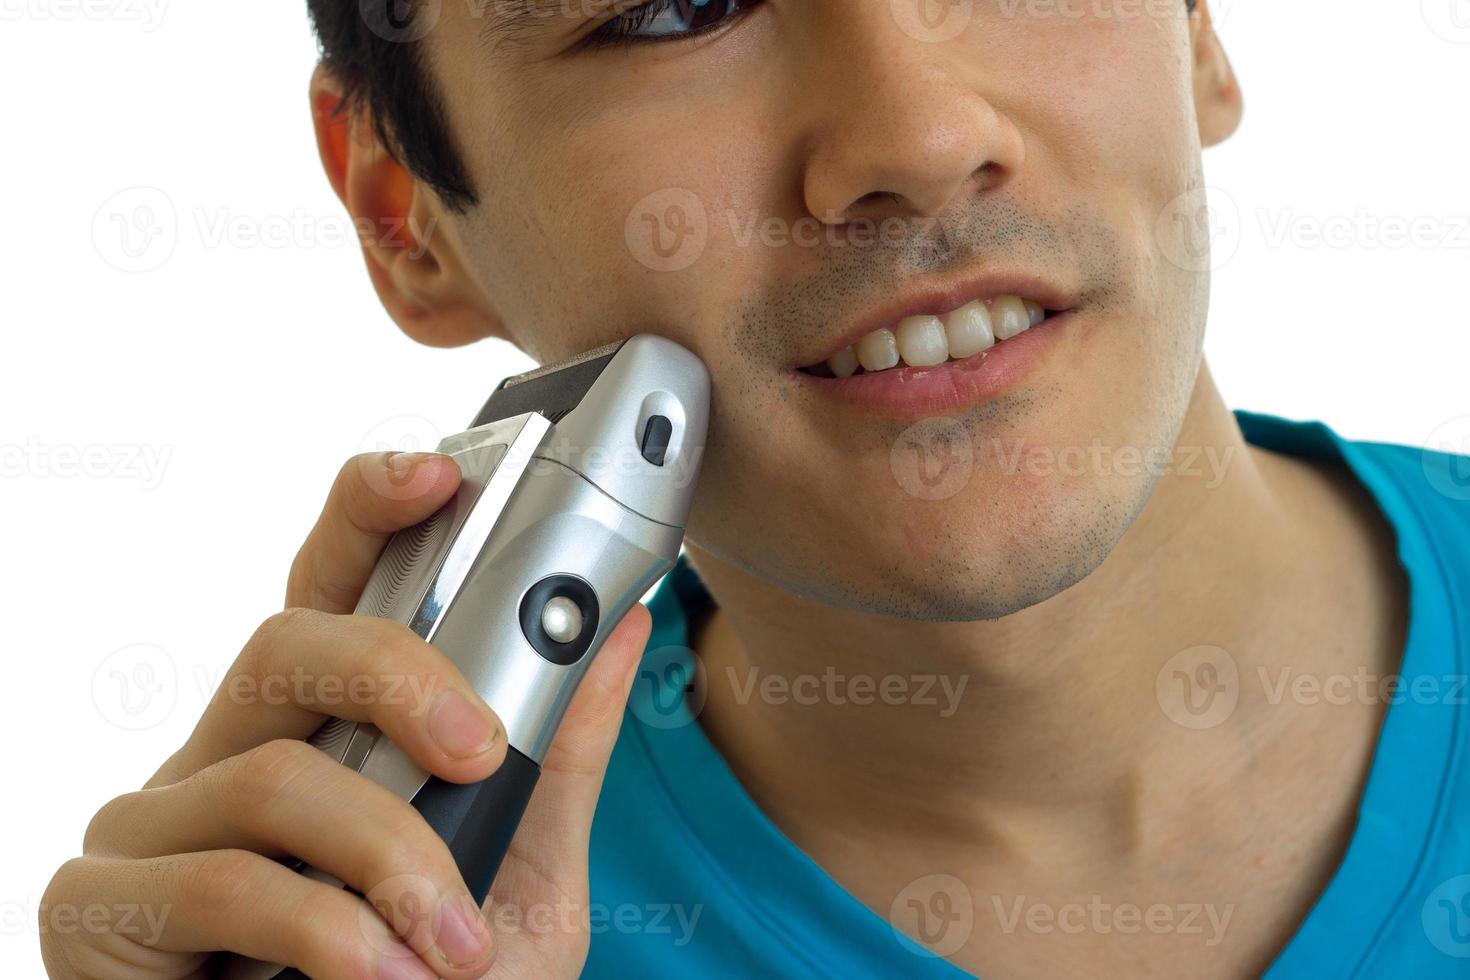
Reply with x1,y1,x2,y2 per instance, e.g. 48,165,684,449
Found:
791,311,1074,420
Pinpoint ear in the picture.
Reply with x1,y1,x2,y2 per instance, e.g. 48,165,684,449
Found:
1190,1,1244,147
309,65,505,348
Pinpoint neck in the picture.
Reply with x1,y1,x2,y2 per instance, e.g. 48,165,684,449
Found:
684,366,1400,863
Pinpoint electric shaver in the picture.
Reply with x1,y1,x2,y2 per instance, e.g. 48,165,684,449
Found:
223,334,709,979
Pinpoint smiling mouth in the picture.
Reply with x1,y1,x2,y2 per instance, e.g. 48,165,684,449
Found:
797,293,1061,378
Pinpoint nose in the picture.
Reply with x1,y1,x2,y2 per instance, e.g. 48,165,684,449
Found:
800,6,1025,226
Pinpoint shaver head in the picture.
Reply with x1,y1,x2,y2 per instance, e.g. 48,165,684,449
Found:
324,332,709,767
472,334,710,528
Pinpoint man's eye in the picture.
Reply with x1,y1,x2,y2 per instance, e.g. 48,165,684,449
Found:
586,0,760,47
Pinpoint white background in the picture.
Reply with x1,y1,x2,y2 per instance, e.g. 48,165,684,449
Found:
1,0,1467,974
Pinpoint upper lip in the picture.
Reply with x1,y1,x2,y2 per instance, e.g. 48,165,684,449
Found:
793,269,1082,369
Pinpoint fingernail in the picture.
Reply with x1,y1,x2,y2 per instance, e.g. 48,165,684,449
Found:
388,452,437,477
436,893,493,968
428,690,498,759
377,944,436,980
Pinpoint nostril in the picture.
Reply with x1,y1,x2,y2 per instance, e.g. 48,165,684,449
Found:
855,190,904,209
971,160,1006,193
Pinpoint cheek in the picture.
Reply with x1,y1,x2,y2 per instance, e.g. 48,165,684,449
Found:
1005,17,1198,207
485,102,779,362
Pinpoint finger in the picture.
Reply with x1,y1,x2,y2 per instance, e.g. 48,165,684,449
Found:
43,851,439,980
88,739,497,977
287,452,461,614
151,608,503,787
492,604,651,900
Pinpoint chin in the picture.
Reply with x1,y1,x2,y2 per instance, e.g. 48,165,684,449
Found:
829,528,1129,623
694,472,1148,624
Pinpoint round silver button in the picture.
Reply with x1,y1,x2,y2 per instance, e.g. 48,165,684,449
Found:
540,595,584,644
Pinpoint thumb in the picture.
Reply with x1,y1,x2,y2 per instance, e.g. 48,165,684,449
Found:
490,603,651,900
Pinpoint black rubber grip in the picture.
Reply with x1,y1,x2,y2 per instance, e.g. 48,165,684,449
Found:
410,745,542,904
272,748,541,979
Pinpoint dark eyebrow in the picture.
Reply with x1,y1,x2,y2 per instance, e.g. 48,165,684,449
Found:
477,0,620,51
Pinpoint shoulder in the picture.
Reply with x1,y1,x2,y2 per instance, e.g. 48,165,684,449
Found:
1336,431,1470,613
1342,433,1470,534
1238,409,1470,581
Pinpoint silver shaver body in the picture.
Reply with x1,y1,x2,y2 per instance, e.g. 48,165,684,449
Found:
224,334,708,980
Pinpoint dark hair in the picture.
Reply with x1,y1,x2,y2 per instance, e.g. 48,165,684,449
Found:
307,0,1200,214
307,0,478,212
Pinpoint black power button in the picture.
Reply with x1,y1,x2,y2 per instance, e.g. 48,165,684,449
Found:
640,415,673,467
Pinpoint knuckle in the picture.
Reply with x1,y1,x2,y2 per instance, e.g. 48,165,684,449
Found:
277,897,352,979
42,857,88,909
82,794,134,856
177,848,261,912
364,616,424,664
343,452,381,487
358,620,438,709
356,834,430,899
285,544,316,602
331,797,453,905
38,866,90,978
239,607,317,679
222,738,321,814
39,862,92,975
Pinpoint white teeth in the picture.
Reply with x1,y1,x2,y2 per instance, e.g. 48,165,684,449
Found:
856,329,899,372
827,345,859,378
821,294,1050,376
896,316,949,367
991,295,1032,341
942,301,995,358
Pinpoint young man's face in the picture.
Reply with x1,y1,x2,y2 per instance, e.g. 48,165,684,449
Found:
409,0,1236,619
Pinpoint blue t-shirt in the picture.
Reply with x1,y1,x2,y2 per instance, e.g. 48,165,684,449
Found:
584,412,1470,978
